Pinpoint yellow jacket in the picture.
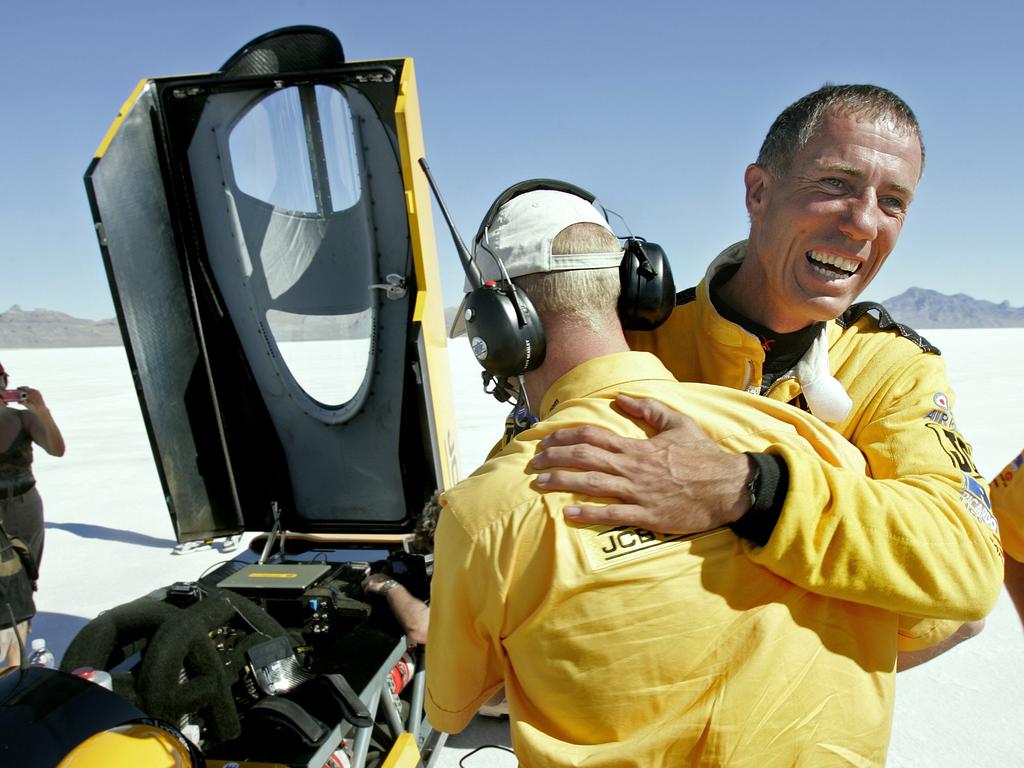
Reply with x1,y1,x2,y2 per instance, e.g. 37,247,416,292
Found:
429,352,937,767
627,242,1003,620
991,448,1024,561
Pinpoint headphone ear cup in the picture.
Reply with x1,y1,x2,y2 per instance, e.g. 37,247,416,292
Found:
618,240,676,331
464,285,546,378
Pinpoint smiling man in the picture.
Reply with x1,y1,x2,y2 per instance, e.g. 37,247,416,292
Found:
532,85,1003,634
721,108,918,333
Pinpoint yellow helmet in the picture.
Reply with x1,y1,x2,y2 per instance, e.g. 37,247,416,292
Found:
56,721,197,768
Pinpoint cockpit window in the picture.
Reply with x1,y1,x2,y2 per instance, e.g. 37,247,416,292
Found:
229,87,316,213
186,83,378,410
229,85,363,215
317,86,362,213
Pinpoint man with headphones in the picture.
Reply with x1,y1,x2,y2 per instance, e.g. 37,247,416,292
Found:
425,183,985,765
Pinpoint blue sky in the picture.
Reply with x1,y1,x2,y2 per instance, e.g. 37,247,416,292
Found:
3,0,1022,319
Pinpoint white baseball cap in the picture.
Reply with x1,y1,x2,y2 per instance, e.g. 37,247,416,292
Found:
449,189,622,337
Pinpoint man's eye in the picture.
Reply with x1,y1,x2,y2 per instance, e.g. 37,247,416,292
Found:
821,177,845,189
881,197,906,213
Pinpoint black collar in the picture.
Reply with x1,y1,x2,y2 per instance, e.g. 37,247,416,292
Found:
709,264,824,379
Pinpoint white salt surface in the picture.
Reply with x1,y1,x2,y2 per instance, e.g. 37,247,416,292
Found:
2,329,1022,766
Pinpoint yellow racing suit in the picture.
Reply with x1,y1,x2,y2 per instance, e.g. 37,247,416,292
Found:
429,352,962,767
626,241,1003,625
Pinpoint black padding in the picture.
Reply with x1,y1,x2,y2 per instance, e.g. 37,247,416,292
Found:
464,284,546,378
136,596,241,742
619,240,676,331
284,674,374,729
61,586,294,745
246,696,328,745
61,597,181,704
325,673,374,727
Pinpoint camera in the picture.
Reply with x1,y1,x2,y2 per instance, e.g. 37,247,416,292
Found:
1,390,25,404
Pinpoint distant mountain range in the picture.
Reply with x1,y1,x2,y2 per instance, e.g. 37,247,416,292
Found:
0,305,121,348
3,288,1024,349
879,287,1024,329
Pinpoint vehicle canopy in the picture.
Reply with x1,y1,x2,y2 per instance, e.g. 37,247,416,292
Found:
86,26,458,542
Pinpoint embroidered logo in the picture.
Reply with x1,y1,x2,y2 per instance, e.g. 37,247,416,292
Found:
924,392,959,431
922,390,977,474
923,422,978,475
576,524,713,571
959,473,999,533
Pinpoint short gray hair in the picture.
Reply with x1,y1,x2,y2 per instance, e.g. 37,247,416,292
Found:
756,84,925,178
514,223,621,333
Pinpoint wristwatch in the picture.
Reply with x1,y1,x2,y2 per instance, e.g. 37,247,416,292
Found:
376,578,400,595
744,460,761,511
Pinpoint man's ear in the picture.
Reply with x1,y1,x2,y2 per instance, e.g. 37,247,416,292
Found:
744,163,771,219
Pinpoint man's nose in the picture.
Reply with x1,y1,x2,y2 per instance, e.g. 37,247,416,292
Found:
839,190,880,241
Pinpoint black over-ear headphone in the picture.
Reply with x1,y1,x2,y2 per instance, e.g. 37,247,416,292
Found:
462,179,675,381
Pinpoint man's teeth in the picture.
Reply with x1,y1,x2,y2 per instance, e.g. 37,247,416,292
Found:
807,251,859,275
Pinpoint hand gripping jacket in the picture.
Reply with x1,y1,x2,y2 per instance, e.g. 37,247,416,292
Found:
626,241,1004,624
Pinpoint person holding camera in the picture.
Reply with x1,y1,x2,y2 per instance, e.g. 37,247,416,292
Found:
0,360,65,663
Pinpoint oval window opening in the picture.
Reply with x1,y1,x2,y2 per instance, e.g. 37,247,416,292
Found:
266,308,372,406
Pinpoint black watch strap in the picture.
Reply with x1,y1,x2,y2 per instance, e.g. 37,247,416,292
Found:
728,452,788,546
744,461,762,510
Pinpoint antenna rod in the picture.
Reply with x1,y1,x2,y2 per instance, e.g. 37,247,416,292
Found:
418,157,482,289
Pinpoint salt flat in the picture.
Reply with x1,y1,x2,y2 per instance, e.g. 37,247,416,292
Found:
2,329,1021,766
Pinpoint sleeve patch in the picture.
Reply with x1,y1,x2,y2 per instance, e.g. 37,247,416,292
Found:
923,392,957,429
923,422,979,474
961,473,999,533
922,395,978,475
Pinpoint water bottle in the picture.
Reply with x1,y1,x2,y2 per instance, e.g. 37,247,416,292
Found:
28,638,56,669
